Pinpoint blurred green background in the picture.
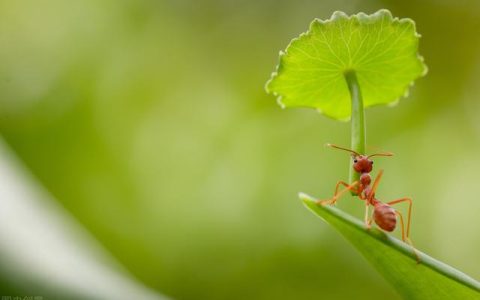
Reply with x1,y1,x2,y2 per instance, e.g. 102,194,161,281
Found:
0,0,479,299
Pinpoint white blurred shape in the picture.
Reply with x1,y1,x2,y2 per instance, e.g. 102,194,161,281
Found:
0,138,167,300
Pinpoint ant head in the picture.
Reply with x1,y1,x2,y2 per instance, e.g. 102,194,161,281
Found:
353,155,373,173
326,144,393,174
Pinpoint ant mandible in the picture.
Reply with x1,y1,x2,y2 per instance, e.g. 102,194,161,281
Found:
316,144,415,249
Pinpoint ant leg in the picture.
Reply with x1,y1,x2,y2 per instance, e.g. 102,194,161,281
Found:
362,170,385,227
367,208,375,226
387,198,412,238
395,210,407,241
317,181,359,206
368,169,384,202
364,201,371,229
317,181,358,205
395,209,420,262
388,198,418,261
334,181,360,196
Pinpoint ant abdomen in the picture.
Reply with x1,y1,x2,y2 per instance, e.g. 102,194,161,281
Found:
373,203,396,232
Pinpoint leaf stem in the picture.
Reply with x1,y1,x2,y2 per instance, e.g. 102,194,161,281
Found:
344,70,366,186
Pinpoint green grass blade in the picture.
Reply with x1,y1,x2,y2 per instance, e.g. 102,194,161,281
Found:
300,193,480,299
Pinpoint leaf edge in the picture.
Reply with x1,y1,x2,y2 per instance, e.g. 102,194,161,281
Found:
300,192,480,293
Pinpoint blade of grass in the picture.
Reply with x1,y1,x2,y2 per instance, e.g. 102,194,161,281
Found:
300,193,480,299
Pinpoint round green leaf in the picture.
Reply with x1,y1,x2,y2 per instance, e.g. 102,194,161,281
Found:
266,9,427,120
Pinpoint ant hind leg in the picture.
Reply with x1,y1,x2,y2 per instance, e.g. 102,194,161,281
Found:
395,209,420,263
387,198,413,238
388,197,420,262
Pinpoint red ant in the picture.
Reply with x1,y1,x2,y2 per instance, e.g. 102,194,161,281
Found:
317,144,416,256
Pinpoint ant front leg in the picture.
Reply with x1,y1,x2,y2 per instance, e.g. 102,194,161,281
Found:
334,181,361,197
316,181,359,206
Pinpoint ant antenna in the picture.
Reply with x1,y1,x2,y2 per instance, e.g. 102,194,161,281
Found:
326,144,360,157
367,152,394,158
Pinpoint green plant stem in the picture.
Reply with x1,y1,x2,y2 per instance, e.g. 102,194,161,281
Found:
344,70,366,187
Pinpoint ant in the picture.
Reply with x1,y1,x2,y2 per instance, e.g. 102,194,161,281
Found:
316,144,416,256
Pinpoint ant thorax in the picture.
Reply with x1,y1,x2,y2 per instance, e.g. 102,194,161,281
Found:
360,173,371,186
